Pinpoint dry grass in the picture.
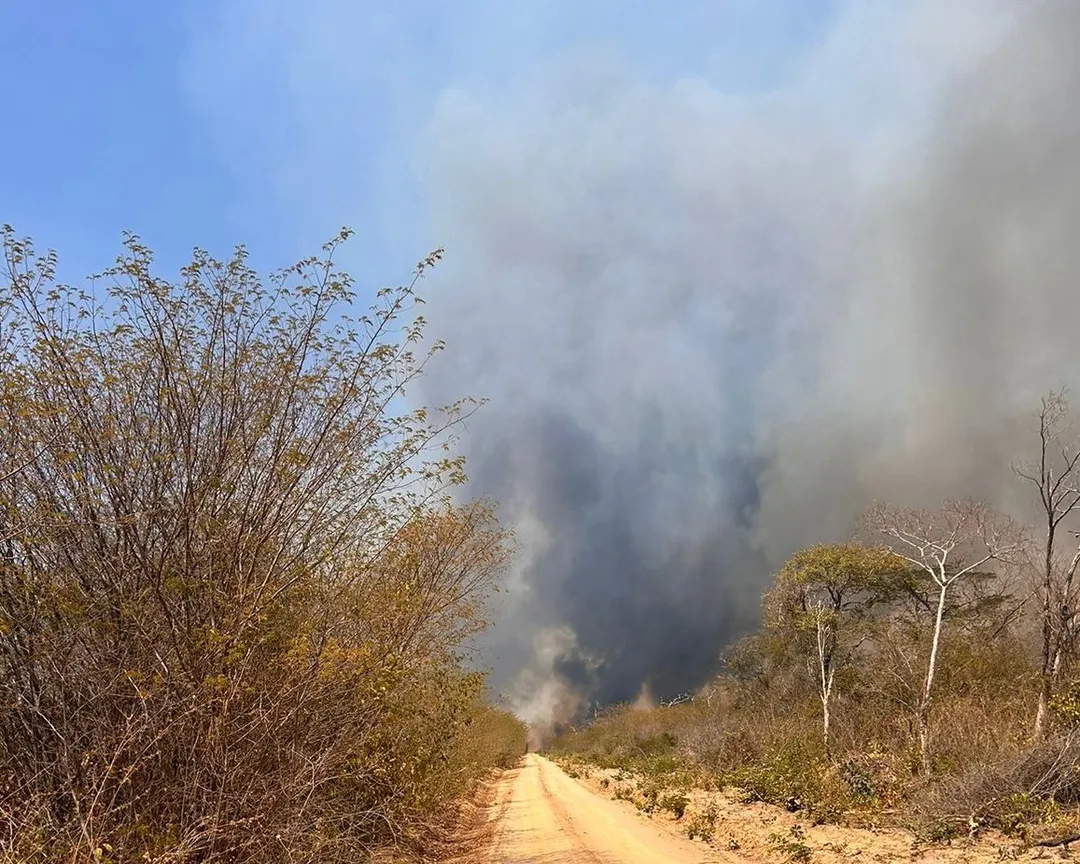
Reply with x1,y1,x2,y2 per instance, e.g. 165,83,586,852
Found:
548,623,1069,840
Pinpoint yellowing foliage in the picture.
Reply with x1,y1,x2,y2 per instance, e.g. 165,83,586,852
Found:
0,228,525,864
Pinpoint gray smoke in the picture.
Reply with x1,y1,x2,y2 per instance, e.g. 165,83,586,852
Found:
418,0,1080,729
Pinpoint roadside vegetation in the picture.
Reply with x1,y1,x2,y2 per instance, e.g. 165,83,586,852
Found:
549,391,1080,848
0,227,526,863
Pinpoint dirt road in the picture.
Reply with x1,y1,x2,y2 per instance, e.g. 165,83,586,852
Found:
488,754,743,863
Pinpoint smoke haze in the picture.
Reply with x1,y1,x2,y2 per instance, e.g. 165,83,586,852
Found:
414,0,1080,730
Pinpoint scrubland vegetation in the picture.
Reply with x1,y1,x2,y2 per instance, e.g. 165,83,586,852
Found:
0,227,526,863
550,393,1080,846
11,219,1080,861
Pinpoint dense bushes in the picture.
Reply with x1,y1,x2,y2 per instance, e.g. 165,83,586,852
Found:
0,228,526,863
549,404,1080,842
550,421,1080,841
549,600,1057,834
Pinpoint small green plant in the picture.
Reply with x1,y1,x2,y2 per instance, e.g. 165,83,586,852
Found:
639,780,661,813
660,791,690,820
768,824,813,863
922,820,959,844
840,760,877,802
685,802,719,841
725,744,826,814
1050,681,1080,729
997,793,1060,839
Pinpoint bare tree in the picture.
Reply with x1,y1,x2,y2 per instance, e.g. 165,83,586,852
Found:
1015,390,1080,738
865,499,1024,774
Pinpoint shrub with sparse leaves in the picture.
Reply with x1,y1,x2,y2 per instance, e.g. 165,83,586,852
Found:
0,227,525,863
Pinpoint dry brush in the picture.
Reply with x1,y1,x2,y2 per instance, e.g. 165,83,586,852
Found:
0,227,526,863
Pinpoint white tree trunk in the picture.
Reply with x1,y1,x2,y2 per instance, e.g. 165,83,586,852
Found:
815,604,836,757
1034,690,1049,739
918,579,949,775
820,668,835,756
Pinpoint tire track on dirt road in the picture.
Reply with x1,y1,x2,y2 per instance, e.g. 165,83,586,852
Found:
488,753,751,863
533,761,605,864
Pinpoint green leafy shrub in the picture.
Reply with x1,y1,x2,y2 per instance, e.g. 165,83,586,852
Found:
660,792,690,820
1051,682,1080,729
921,820,960,844
685,803,719,841
997,793,1061,839
639,780,661,813
724,741,826,810
768,824,813,862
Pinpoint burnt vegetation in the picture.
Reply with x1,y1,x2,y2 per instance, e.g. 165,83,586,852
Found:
0,227,526,863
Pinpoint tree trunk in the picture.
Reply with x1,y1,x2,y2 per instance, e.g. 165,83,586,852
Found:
1045,641,1067,726
815,607,836,760
822,693,831,756
1035,526,1055,739
917,706,931,776
1034,684,1051,739
820,666,834,758
1036,542,1080,738
918,580,949,775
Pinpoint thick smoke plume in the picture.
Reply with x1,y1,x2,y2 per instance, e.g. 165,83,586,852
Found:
418,0,1080,732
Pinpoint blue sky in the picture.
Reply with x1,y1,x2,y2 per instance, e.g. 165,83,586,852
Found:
1,4,228,274
1,0,839,289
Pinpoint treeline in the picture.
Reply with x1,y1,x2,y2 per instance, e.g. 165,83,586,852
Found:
550,393,1080,839
0,228,526,863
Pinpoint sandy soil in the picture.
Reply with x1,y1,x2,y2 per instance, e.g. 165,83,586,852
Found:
488,753,747,862
486,755,1075,863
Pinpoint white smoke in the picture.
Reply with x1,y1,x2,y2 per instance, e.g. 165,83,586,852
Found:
418,1,1080,722
184,0,1080,727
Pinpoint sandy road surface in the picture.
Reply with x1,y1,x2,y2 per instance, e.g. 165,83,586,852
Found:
489,754,747,863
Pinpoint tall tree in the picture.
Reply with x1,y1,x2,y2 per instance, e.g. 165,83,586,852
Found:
765,543,905,756
1014,390,1080,738
865,499,1023,774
